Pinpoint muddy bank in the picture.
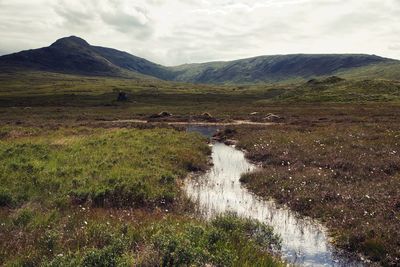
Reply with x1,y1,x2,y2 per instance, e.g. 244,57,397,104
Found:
107,119,276,126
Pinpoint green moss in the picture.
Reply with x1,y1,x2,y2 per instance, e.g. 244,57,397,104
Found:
0,127,209,208
149,214,282,266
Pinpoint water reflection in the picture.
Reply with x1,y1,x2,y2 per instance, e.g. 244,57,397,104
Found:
184,139,363,266
186,125,220,138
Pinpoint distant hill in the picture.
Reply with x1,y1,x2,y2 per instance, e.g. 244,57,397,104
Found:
0,36,162,80
1,36,399,83
171,54,398,83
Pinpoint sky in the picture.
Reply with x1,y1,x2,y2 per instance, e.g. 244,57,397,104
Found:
0,0,399,66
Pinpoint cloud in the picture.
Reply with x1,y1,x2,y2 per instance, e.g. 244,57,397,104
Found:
0,0,400,65
99,4,153,38
52,0,154,39
53,1,95,30
389,44,400,51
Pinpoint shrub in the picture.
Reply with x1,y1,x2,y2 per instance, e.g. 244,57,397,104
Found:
81,241,125,267
12,208,35,227
362,239,387,262
150,215,282,266
0,189,14,207
39,230,60,254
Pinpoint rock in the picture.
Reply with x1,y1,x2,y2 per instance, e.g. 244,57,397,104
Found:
159,111,172,117
306,76,345,85
307,79,318,84
250,112,259,116
201,112,213,119
264,113,283,122
117,91,128,101
213,128,237,141
323,76,345,84
200,112,217,122
149,111,173,119
224,139,237,146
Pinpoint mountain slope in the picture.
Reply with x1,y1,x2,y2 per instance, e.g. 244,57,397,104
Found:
91,46,171,80
170,54,397,83
0,36,158,79
0,36,399,83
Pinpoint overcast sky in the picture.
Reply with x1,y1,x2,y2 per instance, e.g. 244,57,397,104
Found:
0,0,399,66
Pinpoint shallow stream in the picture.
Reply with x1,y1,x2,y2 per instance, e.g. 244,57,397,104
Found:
185,126,363,267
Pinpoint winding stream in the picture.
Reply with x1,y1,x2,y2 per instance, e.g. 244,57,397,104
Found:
185,126,363,267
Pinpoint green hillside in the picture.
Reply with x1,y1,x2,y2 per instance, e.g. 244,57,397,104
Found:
1,36,399,84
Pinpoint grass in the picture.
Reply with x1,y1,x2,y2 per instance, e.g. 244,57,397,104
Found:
0,126,283,266
1,70,400,265
229,121,400,265
1,71,400,108
0,127,209,208
275,78,400,103
1,71,400,132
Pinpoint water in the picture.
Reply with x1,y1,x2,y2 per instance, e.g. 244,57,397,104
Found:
187,125,220,138
185,126,363,266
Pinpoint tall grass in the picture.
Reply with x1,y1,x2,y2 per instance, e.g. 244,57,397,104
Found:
0,126,282,266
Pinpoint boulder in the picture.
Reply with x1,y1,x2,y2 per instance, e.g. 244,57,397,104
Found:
264,113,284,122
307,79,318,85
224,139,238,146
117,91,128,101
193,112,217,122
149,111,173,119
159,111,172,117
201,112,213,119
212,128,237,141
323,76,345,84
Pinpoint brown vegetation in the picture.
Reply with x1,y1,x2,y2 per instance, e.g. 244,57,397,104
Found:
232,114,400,265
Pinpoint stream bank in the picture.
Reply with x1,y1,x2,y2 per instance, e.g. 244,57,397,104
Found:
185,126,364,267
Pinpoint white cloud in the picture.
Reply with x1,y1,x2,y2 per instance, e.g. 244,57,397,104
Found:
0,0,399,65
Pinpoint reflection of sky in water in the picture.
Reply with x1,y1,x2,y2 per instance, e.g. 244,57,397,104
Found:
186,125,220,138
185,142,363,267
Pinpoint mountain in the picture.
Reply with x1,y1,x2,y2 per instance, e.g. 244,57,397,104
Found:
0,36,163,79
171,54,398,83
1,36,399,83
91,46,171,80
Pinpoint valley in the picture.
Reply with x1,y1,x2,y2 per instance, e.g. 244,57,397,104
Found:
0,37,399,266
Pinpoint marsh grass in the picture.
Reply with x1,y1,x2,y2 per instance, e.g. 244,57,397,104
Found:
2,71,400,265
0,126,283,266
0,127,209,208
234,122,400,265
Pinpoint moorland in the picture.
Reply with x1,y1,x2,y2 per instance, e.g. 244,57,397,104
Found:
0,37,399,266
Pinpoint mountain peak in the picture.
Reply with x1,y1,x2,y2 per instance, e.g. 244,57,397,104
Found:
51,36,90,48
0,36,398,82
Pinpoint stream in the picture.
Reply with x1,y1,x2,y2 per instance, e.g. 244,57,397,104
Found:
185,126,363,267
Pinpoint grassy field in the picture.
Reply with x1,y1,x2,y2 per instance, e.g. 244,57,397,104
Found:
1,70,400,266
0,126,282,266
230,119,400,265
1,71,400,131
1,71,400,105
